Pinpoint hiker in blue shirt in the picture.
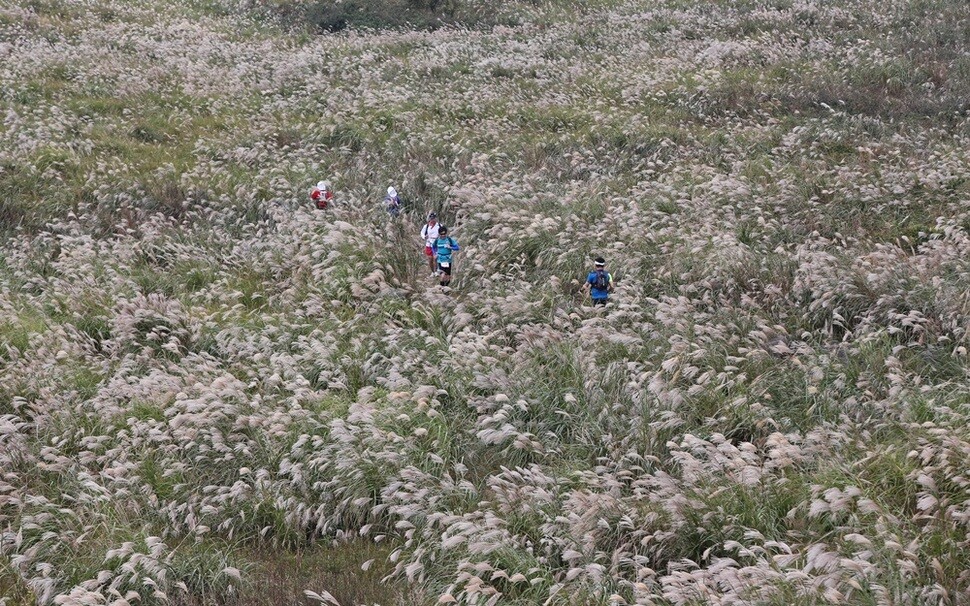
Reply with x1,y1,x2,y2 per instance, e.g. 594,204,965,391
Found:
434,226,460,288
584,257,614,306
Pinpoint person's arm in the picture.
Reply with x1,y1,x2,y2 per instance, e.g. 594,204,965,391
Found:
449,238,460,251
608,273,615,292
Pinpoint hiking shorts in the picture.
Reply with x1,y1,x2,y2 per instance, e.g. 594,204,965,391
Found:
424,246,434,257
593,298,608,306
437,262,452,276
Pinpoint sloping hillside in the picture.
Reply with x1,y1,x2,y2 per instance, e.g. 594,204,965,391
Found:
1,0,969,604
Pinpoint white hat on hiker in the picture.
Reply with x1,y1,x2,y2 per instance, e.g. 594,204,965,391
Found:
317,181,327,190
387,186,397,197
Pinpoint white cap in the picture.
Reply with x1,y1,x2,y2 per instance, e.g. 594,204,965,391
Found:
387,186,397,197
317,181,327,190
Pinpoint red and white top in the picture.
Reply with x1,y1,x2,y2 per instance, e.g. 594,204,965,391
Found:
311,185,333,208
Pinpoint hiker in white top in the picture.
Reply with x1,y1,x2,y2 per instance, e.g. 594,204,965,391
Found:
420,212,441,277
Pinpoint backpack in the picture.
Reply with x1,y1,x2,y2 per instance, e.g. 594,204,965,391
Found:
593,270,609,290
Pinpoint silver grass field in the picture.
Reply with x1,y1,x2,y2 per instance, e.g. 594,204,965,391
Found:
0,0,968,604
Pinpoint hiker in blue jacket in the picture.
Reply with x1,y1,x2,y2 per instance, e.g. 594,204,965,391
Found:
434,226,460,288
584,257,614,305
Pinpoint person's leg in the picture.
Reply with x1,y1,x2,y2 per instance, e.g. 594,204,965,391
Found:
440,264,451,287
427,248,436,274
593,298,606,307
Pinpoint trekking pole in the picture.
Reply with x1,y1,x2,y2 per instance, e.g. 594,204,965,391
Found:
452,249,459,289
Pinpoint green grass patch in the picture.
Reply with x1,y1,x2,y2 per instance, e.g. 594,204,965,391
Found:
1,87,232,236
0,310,47,360
302,0,502,32
238,541,420,606
0,560,31,606
138,453,183,503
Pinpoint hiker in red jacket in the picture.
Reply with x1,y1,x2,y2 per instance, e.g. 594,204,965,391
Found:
310,181,333,209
